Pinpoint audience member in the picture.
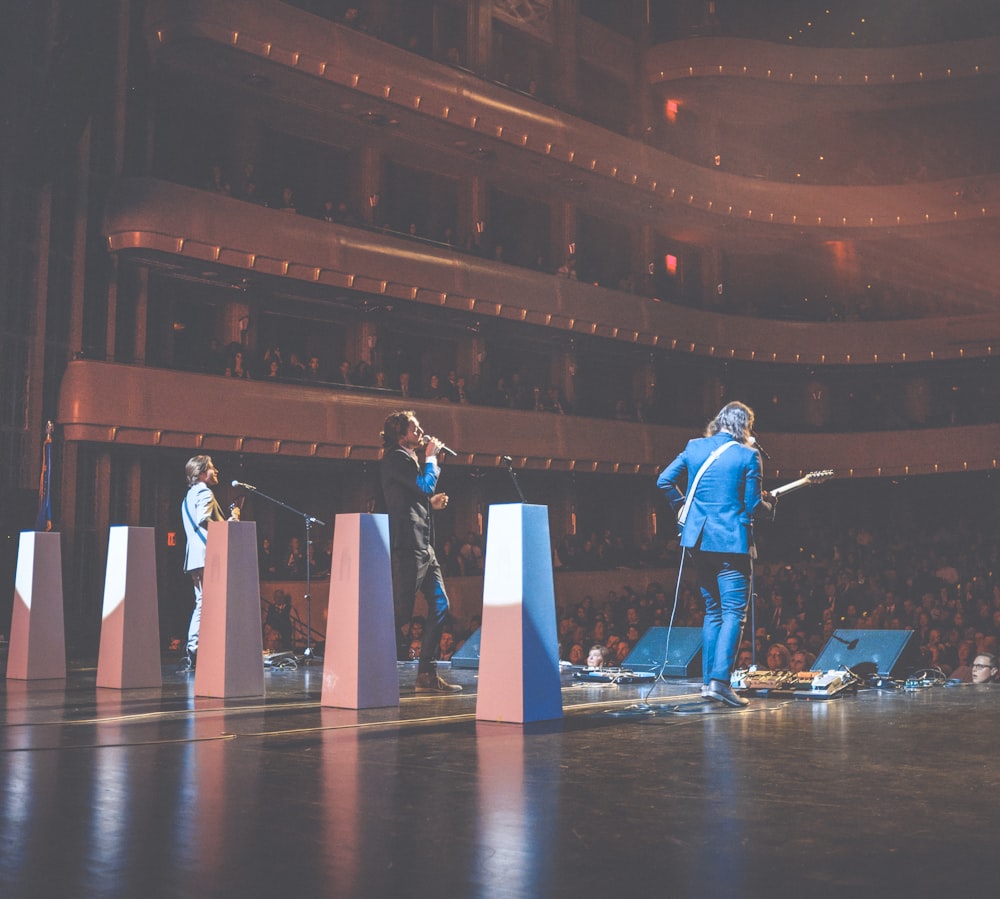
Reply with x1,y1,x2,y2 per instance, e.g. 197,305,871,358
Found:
285,536,305,578
333,360,353,385
790,650,816,673
458,532,484,575
586,644,609,668
971,653,998,684
264,589,294,650
259,537,278,579
951,640,977,682
439,631,457,662
305,355,323,381
227,348,251,379
278,186,298,213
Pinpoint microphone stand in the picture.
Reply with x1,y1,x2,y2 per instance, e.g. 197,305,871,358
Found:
241,484,326,663
500,455,526,502
831,633,860,651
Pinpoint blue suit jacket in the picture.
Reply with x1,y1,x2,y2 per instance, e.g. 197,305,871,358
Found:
656,433,763,554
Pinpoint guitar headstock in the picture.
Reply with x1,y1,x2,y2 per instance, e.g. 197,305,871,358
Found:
804,469,834,484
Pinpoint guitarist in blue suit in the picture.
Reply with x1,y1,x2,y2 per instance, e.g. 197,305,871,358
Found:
657,402,775,707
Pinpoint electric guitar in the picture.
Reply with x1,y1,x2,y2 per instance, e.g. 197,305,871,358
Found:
768,469,834,500
677,469,833,535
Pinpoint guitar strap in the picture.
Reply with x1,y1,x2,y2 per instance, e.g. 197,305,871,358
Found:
183,496,208,545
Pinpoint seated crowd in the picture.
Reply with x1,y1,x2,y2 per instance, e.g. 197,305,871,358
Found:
556,503,1000,685
234,480,1000,689
252,490,1000,688
201,338,583,417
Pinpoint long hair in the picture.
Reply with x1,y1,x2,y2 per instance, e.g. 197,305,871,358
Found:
381,410,416,448
185,455,213,486
706,401,754,443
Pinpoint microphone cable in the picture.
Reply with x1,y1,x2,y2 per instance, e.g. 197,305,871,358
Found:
637,547,687,705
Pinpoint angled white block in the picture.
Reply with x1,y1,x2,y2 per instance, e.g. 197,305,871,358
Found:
97,526,162,689
7,531,66,680
195,520,264,698
476,504,562,724
322,513,398,709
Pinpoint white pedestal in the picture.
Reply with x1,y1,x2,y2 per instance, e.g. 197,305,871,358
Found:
476,504,563,724
7,531,66,680
96,526,163,689
194,520,265,698
322,513,399,709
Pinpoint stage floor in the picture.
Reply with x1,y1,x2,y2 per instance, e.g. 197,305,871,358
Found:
1,654,996,898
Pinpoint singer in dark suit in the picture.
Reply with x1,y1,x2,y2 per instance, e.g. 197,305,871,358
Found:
657,402,774,707
380,410,461,693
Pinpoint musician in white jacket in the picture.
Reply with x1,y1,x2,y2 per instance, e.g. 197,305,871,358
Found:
180,455,237,670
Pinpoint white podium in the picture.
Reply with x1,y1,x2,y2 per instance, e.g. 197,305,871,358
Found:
7,531,66,680
194,520,265,698
476,504,563,724
322,513,399,709
97,526,162,689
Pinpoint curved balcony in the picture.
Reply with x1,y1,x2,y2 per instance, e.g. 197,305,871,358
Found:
145,0,1000,238
57,360,1000,478
58,360,671,476
647,35,1000,93
106,177,1000,365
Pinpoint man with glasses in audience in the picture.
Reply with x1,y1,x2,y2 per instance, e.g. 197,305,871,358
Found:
970,653,998,684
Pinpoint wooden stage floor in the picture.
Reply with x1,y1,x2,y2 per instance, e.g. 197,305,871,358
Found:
1,653,996,898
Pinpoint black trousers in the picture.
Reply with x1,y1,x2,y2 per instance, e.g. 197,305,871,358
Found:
392,545,450,673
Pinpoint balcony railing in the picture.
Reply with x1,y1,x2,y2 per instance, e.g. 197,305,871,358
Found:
57,360,1000,478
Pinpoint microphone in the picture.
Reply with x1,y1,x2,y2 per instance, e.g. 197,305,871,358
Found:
750,434,771,460
231,480,257,491
500,455,513,466
421,436,458,457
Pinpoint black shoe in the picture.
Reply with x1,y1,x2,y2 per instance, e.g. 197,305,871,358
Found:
706,679,749,708
415,672,462,694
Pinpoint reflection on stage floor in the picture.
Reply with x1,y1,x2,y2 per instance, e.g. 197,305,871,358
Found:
1,654,996,898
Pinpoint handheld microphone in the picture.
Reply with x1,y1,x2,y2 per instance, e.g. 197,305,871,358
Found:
421,436,458,457
750,435,771,460
231,479,257,491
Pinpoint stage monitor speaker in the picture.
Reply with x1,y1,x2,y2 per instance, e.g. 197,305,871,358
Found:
450,627,482,669
813,629,917,677
622,627,702,677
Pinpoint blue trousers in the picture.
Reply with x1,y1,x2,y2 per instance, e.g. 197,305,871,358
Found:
392,545,450,673
693,551,751,684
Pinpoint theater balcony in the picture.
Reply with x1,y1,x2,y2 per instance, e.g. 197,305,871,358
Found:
144,0,1000,315
106,177,999,367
